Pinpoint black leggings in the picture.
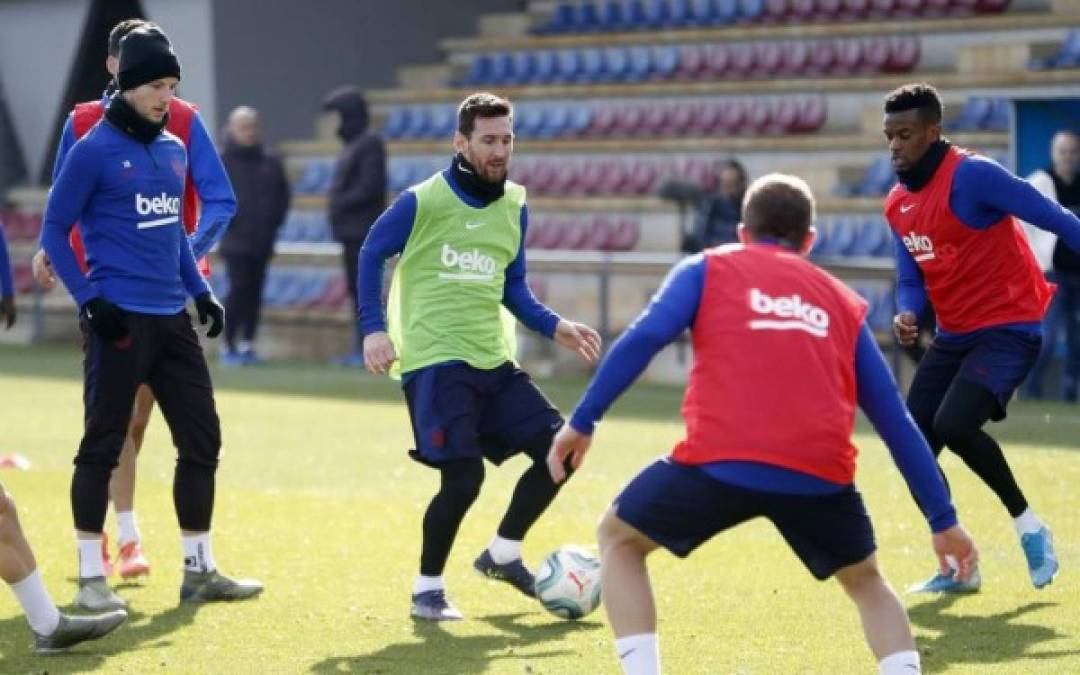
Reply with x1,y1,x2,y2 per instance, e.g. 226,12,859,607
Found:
419,429,571,576
908,378,1028,517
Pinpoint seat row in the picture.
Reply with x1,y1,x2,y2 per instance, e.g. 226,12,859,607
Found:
383,96,826,141
456,35,920,86
278,210,333,244
511,156,735,196
946,96,1010,133
526,215,642,251
209,268,350,310
1028,29,1080,70
836,149,1010,198
811,215,893,259
534,0,1011,34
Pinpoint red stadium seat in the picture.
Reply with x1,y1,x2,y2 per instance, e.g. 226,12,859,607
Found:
670,101,695,135
614,105,646,136
510,162,534,188
714,99,744,134
610,218,642,251
793,96,827,132
578,161,607,195
588,105,619,137
537,218,570,249
525,216,546,247
627,160,658,195
862,36,891,72
563,219,591,250
530,161,558,195
763,0,791,22
834,38,864,74
688,100,722,134
791,0,817,19
743,97,773,134
641,103,673,136
551,163,582,195
868,0,898,15
974,0,1010,13
598,159,630,195
884,35,920,72
729,42,756,77
768,97,800,134
817,0,844,16
780,40,811,75
947,0,979,12
895,0,927,14
703,43,732,79
753,42,784,76
808,39,837,74
841,0,870,16
677,44,706,80
586,217,614,251
316,275,348,308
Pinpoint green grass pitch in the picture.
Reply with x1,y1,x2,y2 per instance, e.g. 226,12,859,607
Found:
0,344,1077,673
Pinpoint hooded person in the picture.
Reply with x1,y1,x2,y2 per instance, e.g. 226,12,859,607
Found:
323,86,387,364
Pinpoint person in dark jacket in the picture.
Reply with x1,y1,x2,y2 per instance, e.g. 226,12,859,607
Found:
219,106,290,365
323,86,387,365
681,159,748,253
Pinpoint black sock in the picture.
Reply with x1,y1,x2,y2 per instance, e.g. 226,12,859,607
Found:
935,379,1029,517
420,458,484,577
497,429,572,542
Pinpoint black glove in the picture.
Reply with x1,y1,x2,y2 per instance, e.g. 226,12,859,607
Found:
194,292,225,338
81,297,128,341
1,295,14,330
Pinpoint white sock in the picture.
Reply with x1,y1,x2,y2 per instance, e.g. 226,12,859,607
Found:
488,535,522,564
116,510,140,546
78,537,106,579
181,533,216,573
10,570,60,636
879,649,920,674
412,575,444,595
615,633,660,675
1013,507,1043,537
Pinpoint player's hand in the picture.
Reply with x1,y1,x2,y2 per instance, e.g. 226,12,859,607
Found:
194,292,225,338
893,311,919,346
547,424,592,484
0,295,14,330
81,297,129,342
932,524,978,582
32,249,56,290
554,320,602,363
363,331,398,375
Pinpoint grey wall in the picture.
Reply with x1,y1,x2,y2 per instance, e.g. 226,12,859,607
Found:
212,0,520,145
0,0,90,183
144,0,217,131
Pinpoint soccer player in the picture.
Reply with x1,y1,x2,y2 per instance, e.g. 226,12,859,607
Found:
33,18,236,581
548,174,978,675
40,26,260,611
884,84,1080,593
1,481,127,653
0,218,14,329
360,92,602,621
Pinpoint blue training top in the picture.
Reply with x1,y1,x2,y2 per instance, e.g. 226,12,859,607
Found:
571,253,957,533
40,119,209,313
894,155,1080,340
0,221,12,297
358,164,561,339
52,94,236,259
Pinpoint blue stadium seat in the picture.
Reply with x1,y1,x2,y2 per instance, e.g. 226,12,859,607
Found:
402,106,430,139
540,105,571,138
737,0,766,21
581,48,608,82
641,0,671,27
555,49,583,82
604,46,632,81
517,105,545,138
429,106,456,138
533,50,559,83
653,45,681,79
687,0,718,24
598,0,629,30
714,0,740,22
949,96,991,132
489,51,516,84
464,54,493,85
822,216,859,256
382,107,410,139
389,162,417,193
566,105,594,135
541,2,576,34
858,156,896,197
626,46,654,81
851,218,891,258
513,51,538,84
577,1,603,31
986,98,1010,132
668,0,694,26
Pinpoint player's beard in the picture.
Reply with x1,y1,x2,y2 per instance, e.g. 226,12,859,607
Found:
453,152,506,203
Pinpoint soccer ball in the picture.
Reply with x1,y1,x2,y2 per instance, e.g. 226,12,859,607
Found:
534,545,602,620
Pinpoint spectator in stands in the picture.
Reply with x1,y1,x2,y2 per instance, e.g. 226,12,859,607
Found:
323,86,387,366
218,106,291,365
681,159,747,253
0,219,14,329
1024,130,1080,401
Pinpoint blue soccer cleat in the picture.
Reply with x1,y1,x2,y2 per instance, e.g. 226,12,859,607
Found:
473,550,536,598
907,567,981,594
1021,526,1059,589
410,590,463,621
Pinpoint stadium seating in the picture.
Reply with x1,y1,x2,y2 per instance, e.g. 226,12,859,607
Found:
0,209,42,242
1028,28,1080,70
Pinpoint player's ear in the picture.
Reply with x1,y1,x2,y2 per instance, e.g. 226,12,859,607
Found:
799,227,817,256
736,223,750,245
452,130,468,155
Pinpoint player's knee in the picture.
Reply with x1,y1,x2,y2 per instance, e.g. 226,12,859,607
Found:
442,460,485,506
835,555,883,596
0,491,18,535
932,409,974,447
597,507,638,551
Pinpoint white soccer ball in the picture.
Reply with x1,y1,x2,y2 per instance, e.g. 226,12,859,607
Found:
534,545,602,620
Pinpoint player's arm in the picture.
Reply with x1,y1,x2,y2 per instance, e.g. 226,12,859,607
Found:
39,139,102,307
956,156,1080,251
0,222,14,329
854,323,978,578
186,112,238,259
892,231,926,346
549,255,704,481
177,219,222,338
33,116,80,289
502,204,561,337
359,191,416,374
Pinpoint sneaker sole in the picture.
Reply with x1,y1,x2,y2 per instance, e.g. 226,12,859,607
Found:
472,565,536,598
119,565,150,579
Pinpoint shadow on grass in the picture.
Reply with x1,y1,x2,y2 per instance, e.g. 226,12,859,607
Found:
910,595,1080,671
309,611,602,674
0,602,199,672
